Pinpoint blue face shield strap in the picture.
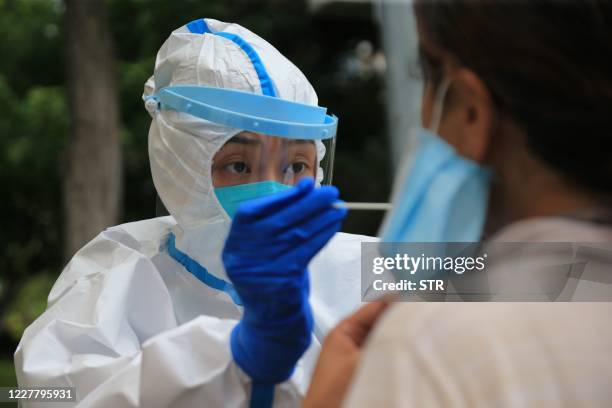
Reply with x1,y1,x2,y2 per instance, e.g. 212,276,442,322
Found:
166,233,243,306
152,85,337,140
186,18,211,35
185,18,277,98
215,32,277,97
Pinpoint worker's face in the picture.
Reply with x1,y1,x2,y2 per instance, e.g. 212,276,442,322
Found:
212,131,317,187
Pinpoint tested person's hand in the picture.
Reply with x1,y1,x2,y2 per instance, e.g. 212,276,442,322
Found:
303,301,389,408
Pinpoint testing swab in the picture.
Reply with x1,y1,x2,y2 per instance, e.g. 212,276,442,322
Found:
333,202,393,211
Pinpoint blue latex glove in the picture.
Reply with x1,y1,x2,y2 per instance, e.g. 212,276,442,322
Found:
222,177,347,385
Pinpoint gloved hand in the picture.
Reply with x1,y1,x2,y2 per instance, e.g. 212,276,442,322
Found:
222,177,347,385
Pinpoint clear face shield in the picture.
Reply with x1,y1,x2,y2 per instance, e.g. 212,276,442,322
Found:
212,132,334,187
151,85,337,219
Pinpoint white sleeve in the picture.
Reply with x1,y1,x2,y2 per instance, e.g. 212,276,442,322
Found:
14,235,302,407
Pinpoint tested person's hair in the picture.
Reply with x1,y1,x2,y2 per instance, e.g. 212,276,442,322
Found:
415,0,612,194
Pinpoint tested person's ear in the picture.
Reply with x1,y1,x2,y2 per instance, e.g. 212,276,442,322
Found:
439,67,495,164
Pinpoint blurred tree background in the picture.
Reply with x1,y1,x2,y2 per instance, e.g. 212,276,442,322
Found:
0,0,390,385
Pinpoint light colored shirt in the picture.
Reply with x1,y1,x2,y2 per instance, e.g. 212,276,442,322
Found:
344,217,612,407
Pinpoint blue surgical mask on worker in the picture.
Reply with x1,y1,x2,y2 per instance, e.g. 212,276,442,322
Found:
380,78,491,243
215,181,293,218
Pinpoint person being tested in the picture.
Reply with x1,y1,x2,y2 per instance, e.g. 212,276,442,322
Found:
300,0,612,406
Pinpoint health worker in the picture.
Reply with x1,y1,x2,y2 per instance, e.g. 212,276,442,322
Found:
14,18,376,408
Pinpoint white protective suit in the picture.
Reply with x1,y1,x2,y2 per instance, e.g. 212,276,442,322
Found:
15,18,376,407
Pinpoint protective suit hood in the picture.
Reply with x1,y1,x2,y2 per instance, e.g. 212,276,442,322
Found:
144,18,323,272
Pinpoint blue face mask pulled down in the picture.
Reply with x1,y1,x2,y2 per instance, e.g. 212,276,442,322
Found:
380,127,491,243
215,181,292,218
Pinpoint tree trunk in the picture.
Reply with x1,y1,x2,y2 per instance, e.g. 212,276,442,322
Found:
64,0,121,260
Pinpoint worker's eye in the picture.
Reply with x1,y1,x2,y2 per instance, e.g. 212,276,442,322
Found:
225,162,251,174
285,162,308,175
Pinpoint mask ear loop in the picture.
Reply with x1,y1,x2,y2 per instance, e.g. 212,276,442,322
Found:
428,77,452,133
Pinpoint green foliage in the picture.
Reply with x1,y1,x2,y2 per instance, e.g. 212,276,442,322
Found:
0,358,17,387
0,0,66,359
4,274,56,341
0,0,64,94
0,82,68,265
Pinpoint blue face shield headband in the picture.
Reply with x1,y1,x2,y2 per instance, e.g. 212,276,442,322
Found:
148,85,338,219
150,85,338,140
